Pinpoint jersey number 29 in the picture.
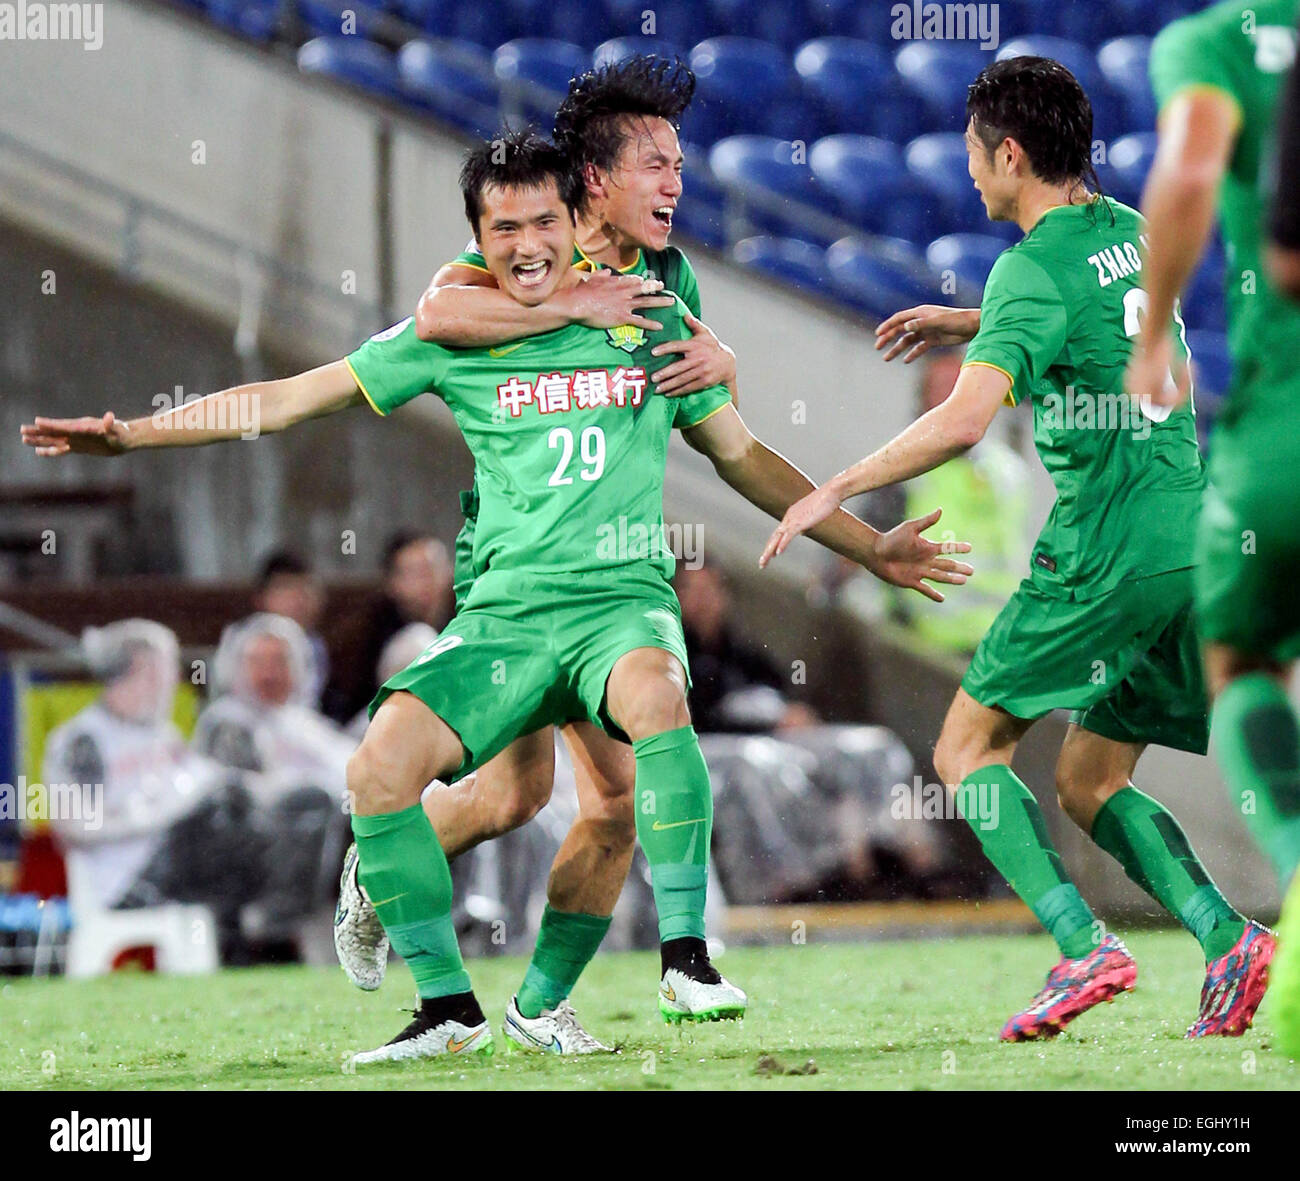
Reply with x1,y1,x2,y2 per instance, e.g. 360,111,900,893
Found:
548,426,606,486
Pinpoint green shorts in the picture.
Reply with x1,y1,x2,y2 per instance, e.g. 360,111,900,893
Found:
370,565,691,780
961,567,1209,755
1194,424,1300,661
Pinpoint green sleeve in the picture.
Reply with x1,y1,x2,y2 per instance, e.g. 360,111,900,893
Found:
641,294,729,426
449,246,491,273
344,317,454,416
962,252,1068,407
1149,8,1244,117
674,250,703,318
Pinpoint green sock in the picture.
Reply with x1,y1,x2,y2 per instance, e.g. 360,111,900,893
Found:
960,765,1097,959
632,725,713,943
350,804,471,1000
1213,673,1300,885
515,906,612,1018
1091,786,1246,961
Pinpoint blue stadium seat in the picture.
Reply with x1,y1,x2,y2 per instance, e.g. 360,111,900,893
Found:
494,38,587,123
809,135,932,242
605,0,715,48
732,235,831,294
297,0,385,39
826,235,943,320
298,37,405,102
1103,131,1157,208
1186,330,1232,400
903,133,996,239
506,0,615,46
593,36,687,69
1181,241,1228,335
1098,36,1157,132
672,166,729,248
795,38,911,139
925,233,1007,299
205,0,280,41
393,0,516,47
706,0,815,51
398,39,500,137
690,38,809,142
708,135,835,244
894,42,988,133
996,36,1124,138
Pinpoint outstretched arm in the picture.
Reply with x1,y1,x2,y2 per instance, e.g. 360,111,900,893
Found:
414,262,673,347
758,362,1008,567
682,404,972,601
21,359,363,457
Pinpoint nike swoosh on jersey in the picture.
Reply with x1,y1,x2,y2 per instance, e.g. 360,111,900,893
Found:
488,342,528,358
650,818,707,831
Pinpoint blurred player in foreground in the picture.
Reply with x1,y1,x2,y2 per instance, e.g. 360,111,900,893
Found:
764,56,1273,1041
333,57,745,1043
22,131,969,1064
1127,0,1300,1057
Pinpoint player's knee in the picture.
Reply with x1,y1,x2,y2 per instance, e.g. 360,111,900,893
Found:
933,731,971,788
619,686,691,743
490,779,549,835
346,743,399,816
1055,763,1121,831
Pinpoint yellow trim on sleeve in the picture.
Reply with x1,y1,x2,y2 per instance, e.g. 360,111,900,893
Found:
1158,83,1244,136
961,360,1018,406
345,357,389,417
677,398,732,430
448,257,491,274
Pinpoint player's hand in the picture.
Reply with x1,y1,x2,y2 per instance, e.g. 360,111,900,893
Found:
21,412,130,457
875,306,981,363
759,482,845,568
564,270,673,332
865,508,973,603
1125,330,1191,409
649,312,737,397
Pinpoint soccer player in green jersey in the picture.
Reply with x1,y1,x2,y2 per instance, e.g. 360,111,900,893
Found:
333,57,748,1030
1127,0,1300,1056
23,131,971,1063
764,56,1274,1041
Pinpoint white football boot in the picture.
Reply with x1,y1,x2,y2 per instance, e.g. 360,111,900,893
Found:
503,996,614,1054
333,843,388,991
658,967,748,1023
349,1007,494,1068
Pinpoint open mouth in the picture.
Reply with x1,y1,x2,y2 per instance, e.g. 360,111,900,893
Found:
652,205,674,229
512,259,551,286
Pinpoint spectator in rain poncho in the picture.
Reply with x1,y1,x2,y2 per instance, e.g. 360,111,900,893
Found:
43,620,235,914
194,613,354,801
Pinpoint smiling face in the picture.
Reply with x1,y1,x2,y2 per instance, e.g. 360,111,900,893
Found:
589,115,684,253
965,117,1018,223
476,178,578,306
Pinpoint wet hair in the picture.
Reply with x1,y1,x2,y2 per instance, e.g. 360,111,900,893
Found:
459,127,581,235
966,55,1106,198
553,55,695,197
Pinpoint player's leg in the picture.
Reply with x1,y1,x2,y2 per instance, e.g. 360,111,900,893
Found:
1065,571,1273,1035
336,728,555,991
1206,645,1300,1053
505,721,636,1052
346,690,493,1064
604,645,746,1022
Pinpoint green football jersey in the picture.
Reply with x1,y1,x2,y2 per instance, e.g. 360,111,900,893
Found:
345,296,730,582
963,200,1204,601
1150,0,1300,426
451,241,703,317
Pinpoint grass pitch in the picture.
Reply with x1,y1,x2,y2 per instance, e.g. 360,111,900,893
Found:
2,930,1297,1090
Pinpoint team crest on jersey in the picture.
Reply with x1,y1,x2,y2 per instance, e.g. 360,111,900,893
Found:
606,324,646,353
